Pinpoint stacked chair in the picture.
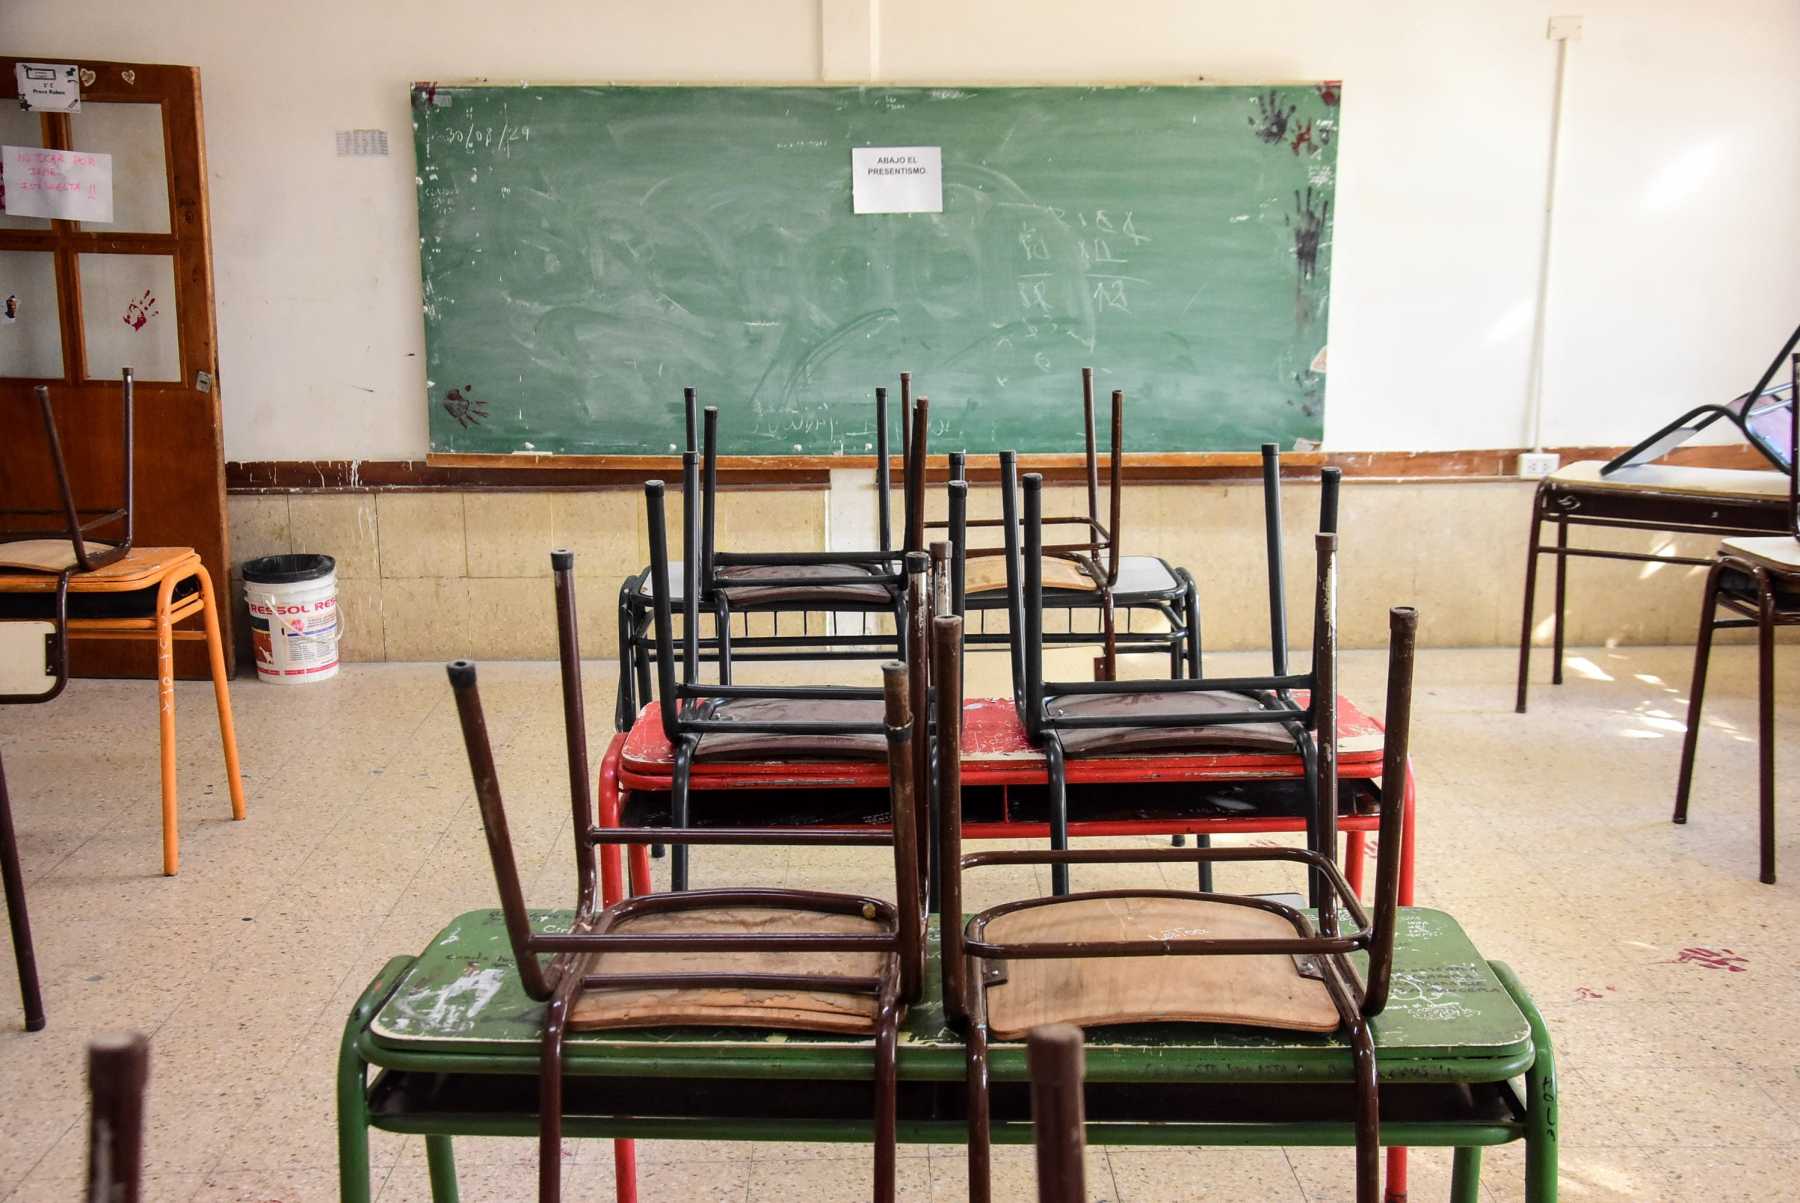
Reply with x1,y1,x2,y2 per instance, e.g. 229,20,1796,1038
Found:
446,483,934,1202
615,384,929,727
938,373,1203,680
950,447,1343,896
444,373,1436,1203
932,591,1420,1203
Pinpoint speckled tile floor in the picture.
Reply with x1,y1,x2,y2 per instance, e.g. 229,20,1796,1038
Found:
2,642,1797,1201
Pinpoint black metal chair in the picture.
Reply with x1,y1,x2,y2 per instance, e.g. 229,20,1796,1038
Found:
1674,351,1800,883
446,539,929,1203
1604,323,1797,476
972,450,1341,896
933,601,1419,1203
644,453,931,890
0,375,132,1030
614,383,928,727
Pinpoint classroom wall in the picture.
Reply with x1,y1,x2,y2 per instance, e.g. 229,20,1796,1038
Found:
4,0,1797,463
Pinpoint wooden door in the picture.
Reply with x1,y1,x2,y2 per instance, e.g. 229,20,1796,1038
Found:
0,58,230,678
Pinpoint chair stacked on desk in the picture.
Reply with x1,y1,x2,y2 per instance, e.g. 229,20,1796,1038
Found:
615,381,929,727
499,374,1423,1200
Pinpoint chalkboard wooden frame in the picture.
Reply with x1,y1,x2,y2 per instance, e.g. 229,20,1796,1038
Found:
413,80,1341,469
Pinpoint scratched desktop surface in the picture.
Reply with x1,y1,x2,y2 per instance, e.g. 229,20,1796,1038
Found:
367,908,1532,1081
412,83,1338,457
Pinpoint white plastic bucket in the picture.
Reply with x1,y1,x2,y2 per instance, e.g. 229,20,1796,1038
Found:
244,554,340,684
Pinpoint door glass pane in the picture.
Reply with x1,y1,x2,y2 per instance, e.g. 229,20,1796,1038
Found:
0,108,51,230
79,253,179,381
69,102,170,234
0,251,63,377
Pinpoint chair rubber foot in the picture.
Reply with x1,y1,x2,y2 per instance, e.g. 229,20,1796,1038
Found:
24,1016,45,1032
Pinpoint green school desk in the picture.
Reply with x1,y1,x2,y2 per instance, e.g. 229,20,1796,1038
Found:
337,909,1557,1202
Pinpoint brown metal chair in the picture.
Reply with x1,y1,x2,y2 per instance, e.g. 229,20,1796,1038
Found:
1027,1024,1088,1203
653,452,932,890
933,597,1419,1203
0,374,132,574
85,1032,149,1201
941,368,1127,678
1674,351,1800,883
446,518,930,1203
983,466,1343,898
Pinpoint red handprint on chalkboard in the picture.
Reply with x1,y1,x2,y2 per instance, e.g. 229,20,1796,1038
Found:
122,290,159,331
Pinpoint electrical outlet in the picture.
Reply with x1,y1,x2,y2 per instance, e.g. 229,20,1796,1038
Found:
1517,452,1561,478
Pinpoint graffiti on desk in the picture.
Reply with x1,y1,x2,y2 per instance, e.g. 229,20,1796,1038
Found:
1387,961,1496,1023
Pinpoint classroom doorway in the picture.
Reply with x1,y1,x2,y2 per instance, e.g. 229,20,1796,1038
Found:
0,57,230,679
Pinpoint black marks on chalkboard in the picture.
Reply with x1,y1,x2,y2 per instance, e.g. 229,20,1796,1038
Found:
443,384,490,429
1289,188,1330,282
1248,90,1296,146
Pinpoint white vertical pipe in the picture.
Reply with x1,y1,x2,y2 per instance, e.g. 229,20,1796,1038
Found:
1525,29,1575,453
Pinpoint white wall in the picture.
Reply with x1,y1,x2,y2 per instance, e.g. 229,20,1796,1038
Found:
3,0,1795,460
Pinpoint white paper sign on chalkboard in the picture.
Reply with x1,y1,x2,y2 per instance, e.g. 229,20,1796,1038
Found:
851,146,942,215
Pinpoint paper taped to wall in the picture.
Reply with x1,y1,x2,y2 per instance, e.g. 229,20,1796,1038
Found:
2,145,113,223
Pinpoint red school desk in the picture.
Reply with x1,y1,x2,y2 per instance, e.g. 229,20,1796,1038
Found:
598,693,1416,912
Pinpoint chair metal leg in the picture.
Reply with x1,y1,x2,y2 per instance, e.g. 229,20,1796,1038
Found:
872,989,901,1203
1183,572,1203,679
155,573,180,876
1345,830,1366,899
1551,520,1568,687
1756,575,1778,885
671,743,694,891
195,566,247,822
538,989,571,1203
1449,1146,1482,1203
1193,833,1213,892
1045,740,1071,896
0,752,45,1031
1514,496,1545,713
1673,562,1725,826
1349,1017,1380,1203
966,1017,993,1203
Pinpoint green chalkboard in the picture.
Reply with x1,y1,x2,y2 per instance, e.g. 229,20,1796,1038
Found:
412,84,1339,458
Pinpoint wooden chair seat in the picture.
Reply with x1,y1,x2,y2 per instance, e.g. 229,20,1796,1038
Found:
978,895,1339,1039
716,562,895,606
695,696,891,762
1045,690,1298,756
571,903,891,1033
0,546,199,593
1558,459,1790,501
0,539,116,573
964,556,1099,595
1721,535,1800,574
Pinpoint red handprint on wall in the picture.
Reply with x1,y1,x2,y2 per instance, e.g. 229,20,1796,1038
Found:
122,290,159,331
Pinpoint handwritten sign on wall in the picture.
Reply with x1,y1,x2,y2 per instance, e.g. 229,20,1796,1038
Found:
1,146,113,223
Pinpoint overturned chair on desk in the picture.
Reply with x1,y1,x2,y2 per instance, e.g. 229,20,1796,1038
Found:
930,595,1420,1203
446,527,932,1202
961,456,1345,898
940,373,1204,680
615,382,930,727
639,454,931,891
